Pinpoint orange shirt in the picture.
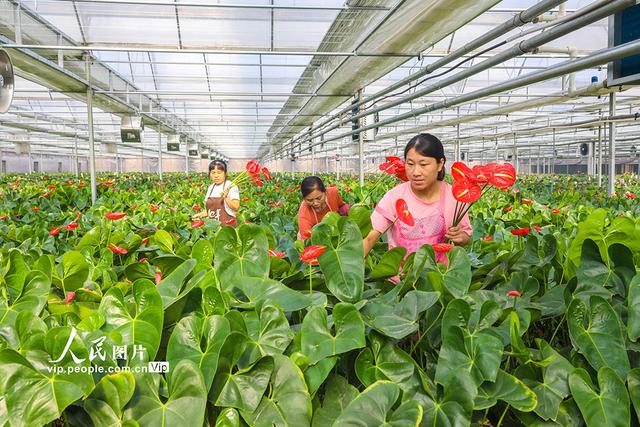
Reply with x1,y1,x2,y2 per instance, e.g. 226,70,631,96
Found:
297,186,345,239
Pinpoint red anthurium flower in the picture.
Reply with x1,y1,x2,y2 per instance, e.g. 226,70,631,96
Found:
141,237,149,245
452,178,482,203
394,164,408,182
300,245,326,265
551,208,560,214
533,225,542,231
386,156,402,162
267,201,274,205
101,181,113,187
0,215,8,220
155,270,162,285
65,291,76,305
432,243,454,253
246,160,260,175
150,204,159,212
488,163,517,188
471,165,489,185
225,218,237,226
451,162,477,183
108,244,128,255
32,207,41,212
62,223,79,231
625,191,636,199
243,197,250,202
139,257,148,263
295,185,300,189
105,212,126,220
191,220,205,228
379,161,397,174
511,228,530,236
344,187,352,192
49,227,61,235
261,167,272,181
193,205,201,211
504,206,513,212
395,199,415,226
483,235,493,241
47,185,57,189
521,198,534,205
507,290,521,297
253,179,264,187
268,249,286,258
193,183,203,187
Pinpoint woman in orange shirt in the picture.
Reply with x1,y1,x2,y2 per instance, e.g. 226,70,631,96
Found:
297,176,351,240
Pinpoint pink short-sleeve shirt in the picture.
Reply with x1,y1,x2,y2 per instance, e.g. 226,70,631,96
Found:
371,181,473,253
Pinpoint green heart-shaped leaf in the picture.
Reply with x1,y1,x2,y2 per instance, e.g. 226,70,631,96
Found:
301,303,365,365
567,296,629,380
569,367,630,427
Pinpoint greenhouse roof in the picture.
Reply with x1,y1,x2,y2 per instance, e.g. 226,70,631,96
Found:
0,0,639,163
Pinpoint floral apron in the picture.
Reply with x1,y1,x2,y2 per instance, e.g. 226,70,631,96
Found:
205,184,237,228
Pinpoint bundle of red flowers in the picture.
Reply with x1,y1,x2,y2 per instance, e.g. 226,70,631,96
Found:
227,160,272,189
450,161,517,227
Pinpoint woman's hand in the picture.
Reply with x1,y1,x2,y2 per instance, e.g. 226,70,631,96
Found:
445,225,470,246
221,188,230,198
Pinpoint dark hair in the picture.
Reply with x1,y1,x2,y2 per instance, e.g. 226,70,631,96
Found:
208,159,227,173
300,176,326,198
404,133,446,181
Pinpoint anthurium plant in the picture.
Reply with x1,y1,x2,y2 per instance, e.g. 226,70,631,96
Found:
0,170,639,427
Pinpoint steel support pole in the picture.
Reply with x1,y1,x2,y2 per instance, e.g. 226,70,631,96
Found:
13,4,22,45
311,145,316,175
455,107,461,162
27,143,32,174
357,91,365,188
85,55,97,204
552,128,556,174
597,124,603,187
158,132,163,181
74,136,79,177
513,133,518,173
608,93,616,195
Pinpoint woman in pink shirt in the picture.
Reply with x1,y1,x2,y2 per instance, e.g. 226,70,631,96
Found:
363,133,472,261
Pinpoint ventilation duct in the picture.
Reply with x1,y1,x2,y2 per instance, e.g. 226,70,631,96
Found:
121,116,144,143
0,48,14,114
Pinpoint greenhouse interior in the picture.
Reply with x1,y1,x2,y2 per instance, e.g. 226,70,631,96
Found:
1,0,640,426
